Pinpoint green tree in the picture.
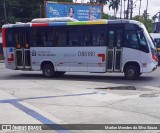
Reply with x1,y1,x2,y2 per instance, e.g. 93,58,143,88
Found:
109,0,120,17
102,13,109,19
0,0,45,28
132,15,153,33
89,0,109,4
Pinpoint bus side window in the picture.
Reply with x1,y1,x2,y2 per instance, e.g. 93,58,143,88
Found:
33,29,44,47
92,29,105,46
14,31,22,49
82,31,92,46
125,30,139,49
7,30,13,47
36,32,44,47
32,30,36,47
55,32,61,47
46,30,54,47
116,29,123,48
33,28,54,47
99,32,105,46
80,26,105,46
55,30,67,47
68,28,79,46
108,30,115,48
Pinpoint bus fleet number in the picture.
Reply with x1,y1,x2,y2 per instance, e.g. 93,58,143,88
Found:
78,51,95,57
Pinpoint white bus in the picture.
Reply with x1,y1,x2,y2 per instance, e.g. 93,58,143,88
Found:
2,18,158,79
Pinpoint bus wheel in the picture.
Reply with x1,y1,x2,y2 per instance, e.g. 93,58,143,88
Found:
42,64,55,78
124,65,139,80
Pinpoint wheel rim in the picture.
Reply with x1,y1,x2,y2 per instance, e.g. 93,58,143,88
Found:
128,69,134,77
46,68,51,74
45,67,52,76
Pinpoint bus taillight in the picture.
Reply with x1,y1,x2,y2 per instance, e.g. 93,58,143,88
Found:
152,54,158,62
2,28,6,48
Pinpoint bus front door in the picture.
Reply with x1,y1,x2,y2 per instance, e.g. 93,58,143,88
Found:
15,30,31,69
107,27,123,72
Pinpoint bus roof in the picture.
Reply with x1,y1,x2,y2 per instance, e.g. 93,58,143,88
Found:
2,18,142,28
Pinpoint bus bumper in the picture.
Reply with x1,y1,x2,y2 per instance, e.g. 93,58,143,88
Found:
148,61,158,72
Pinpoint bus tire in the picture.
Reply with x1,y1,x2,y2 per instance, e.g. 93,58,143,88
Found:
42,63,56,78
124,65,139,80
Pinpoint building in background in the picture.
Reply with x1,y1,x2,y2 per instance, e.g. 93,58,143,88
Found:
45,2,103,21
152,12,160,33
153,22,160,33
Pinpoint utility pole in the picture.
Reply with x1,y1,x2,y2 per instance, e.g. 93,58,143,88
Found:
139,0,142,16
126,0,130,19
145,0,148,28
146,0,148,16
124,0,126,18
130,0,133,19
3,0,7,23
158,12,160,22
120,0,122,19
40,4,42,18
44,0,47,17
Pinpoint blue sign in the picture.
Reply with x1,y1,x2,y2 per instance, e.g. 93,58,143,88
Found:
9,48,13,52
46,2,103,21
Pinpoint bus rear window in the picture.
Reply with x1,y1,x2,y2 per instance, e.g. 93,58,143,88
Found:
6,30,13,47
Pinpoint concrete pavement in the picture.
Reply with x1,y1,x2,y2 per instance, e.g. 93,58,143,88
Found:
0,63,160,132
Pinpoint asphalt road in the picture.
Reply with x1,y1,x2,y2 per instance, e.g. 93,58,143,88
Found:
0,63,160,133
0,63,160,89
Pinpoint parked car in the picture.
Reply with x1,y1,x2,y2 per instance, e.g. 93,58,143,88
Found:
150,33,160,64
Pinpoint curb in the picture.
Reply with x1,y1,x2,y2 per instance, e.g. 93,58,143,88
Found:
95,86,136,90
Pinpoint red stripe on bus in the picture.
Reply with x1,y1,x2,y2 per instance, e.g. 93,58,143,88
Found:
8,53,14,62
98,54,105,62
2,28,6,48
32,23,49,27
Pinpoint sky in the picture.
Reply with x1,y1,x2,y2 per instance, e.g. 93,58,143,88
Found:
74,0,160,19
104,0,160,19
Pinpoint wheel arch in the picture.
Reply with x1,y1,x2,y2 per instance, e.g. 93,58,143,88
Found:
40,60,56,71
123,61,141,73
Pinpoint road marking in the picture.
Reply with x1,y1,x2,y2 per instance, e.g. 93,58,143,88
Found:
0,90,71,132
11,102,70,132
0,92,97,104
0,103,40,124
84,91,139,101
0,90,139,103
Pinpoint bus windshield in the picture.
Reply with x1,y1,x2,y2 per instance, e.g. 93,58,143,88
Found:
142,25,156,50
